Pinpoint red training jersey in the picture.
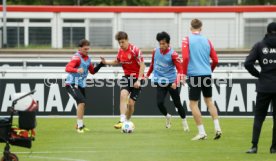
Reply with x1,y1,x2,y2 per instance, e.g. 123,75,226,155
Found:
116,43,144,78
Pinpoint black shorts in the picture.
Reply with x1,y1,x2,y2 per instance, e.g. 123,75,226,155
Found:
119,76,143,101
187,76,212,101
66,84,86,104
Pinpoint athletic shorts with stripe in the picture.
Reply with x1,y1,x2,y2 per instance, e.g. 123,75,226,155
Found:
119,76,144,101
66,84,86,104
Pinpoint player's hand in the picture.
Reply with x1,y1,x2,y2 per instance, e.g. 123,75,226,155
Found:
77,68,84,74
100,57,107,65
134,80,141,89
181,74,187,86
171,83,177,89
181,78,186,86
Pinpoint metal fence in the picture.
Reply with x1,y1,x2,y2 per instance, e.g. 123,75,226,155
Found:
0,6,276,49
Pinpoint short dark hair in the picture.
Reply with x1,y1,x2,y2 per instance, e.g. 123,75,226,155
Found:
78,39,90,47
267,22,276,34
156,31,170,44
115,31,128,41
191,19,202,29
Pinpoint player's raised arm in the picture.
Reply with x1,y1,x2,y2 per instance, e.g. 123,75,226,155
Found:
88,62,104,74
100,57,119,66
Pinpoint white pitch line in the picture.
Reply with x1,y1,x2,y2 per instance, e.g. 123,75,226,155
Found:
14,151,98,154
58,147,96,149
24,155,88,161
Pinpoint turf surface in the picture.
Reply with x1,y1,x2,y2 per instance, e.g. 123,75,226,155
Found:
0,117,275,161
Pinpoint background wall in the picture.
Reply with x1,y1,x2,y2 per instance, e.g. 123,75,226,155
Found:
0,6,276,49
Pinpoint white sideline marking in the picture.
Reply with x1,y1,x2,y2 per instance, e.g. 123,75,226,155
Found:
24,155,88,161
58,147,96,149
5,115,263,118
3,115,272,119
15,150,97,154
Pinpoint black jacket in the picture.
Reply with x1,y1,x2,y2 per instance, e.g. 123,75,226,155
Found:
244,34,276,93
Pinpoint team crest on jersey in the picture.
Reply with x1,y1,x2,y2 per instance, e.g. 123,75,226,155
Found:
128,53,132,60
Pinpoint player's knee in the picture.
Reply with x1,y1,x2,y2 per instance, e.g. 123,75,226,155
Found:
120,93,129,100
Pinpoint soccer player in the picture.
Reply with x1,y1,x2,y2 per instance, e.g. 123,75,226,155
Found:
146,31,189,132
65,39,104,133
100,31,145,129
245,22,276,154
182,19,222,140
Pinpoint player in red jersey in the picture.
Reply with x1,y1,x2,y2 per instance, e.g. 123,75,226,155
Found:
101,31,145,129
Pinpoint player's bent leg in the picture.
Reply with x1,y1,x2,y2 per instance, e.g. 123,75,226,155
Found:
169,87,189,132
156,86,171,128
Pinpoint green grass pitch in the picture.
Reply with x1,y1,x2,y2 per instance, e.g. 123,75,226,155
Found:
0,117,275,161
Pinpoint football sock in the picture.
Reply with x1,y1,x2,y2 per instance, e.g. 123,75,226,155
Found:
213,119,221,131
77,119,84,128
197,124,206,135
120,114,126,122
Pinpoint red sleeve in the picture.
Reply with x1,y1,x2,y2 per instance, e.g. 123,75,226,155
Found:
146,49,155,77
172,51,183,74
208,40,218,71
65,55,81,73
172,51,183,84
182,36,190,75
133,46,144,63
88,63,95,74
116,50,121,63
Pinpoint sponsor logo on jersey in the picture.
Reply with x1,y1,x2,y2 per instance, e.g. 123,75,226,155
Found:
262,48,276,54
262,48,269,54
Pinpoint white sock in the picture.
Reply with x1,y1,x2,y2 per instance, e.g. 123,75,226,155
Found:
197,124,206,135
77,119,83,128
166,113,171,118
120,114,126,122
214,119,221,131
182,118,189,127
182,118,188,124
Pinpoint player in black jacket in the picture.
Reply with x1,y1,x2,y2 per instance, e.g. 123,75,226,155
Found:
245,22,276,154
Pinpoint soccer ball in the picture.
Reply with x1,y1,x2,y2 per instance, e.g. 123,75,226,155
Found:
121,121,135,133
